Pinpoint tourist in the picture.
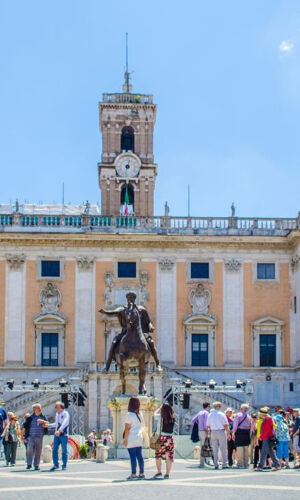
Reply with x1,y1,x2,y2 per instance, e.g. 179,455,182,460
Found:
0,401,7,459
191,402,210,468
23,404,48,470
250,413,258,466
21,413,31,450
256,407,281,471
152,403,175,479
274,414,290,469
292,408,300,469
87,430,97,458
207,402,230,469
232,403,251,468
1,414,21,466
225,408,235,467
122,397,145,480
103,429,113,446
38,401,70,471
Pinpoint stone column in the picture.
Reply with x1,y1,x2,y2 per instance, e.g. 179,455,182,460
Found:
75,257,95,363
223,259,243,366
5,254,26,364
156,258,176,365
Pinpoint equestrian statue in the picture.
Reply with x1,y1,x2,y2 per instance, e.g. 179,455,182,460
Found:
99,291,162,394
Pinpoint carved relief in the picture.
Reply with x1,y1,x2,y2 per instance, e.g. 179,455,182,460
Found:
291,255,300,272
6,253,26,269
158,257,175,271
189,283,211,314
104,271,114,308
225,258,241,272
40,282,62,314
139,270,149,306
76,256,95,271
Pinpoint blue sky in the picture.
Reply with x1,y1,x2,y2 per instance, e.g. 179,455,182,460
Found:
0,0,299,217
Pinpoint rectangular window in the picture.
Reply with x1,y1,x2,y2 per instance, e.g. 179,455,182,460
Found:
117,262,136,279
192,334,208,366
191,262,209,280
257,263,275,280
41,260,60,278
290,382,294,392
41,333,58,366
294,296,297,314
259,334,276,367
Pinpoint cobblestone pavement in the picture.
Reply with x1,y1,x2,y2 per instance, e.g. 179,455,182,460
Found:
0,459,300,500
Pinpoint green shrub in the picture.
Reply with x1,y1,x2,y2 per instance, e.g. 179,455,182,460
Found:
79,443,89,459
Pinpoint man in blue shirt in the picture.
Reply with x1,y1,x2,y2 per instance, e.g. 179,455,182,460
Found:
23,403,48,470
0,401,7,459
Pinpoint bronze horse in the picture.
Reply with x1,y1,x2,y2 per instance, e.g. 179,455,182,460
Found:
115,303,151,395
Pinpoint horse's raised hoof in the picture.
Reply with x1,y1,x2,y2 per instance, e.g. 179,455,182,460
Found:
156,364,163,373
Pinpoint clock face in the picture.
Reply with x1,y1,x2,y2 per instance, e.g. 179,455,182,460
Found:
115,153,141,178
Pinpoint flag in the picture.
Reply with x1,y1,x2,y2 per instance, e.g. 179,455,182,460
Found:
123,186,130,215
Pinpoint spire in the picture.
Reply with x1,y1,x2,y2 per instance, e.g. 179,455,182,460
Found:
122,32,132,93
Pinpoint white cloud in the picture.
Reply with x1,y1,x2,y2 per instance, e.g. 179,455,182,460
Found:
279,40,294,54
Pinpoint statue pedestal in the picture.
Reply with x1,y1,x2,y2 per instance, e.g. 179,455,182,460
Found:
107,395,160,459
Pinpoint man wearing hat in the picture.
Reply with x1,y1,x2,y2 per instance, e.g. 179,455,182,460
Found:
207,402,230,469
256,407,280,471
99,291,162,372
232,403,251,468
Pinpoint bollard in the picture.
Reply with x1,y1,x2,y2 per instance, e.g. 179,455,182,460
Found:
96,444,108,463
42,445,52,463
193,445,200,460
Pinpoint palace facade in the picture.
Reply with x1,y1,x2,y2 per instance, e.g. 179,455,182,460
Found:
0,75,300,430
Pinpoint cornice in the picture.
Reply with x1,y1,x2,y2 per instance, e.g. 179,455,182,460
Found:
0,232,294,251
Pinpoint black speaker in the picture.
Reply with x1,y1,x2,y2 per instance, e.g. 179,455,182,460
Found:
60,393,69,408
182,393,190,409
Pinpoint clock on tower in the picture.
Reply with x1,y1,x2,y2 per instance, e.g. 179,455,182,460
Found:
98,73,157,217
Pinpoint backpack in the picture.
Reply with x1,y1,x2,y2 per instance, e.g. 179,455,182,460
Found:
191,422,199,443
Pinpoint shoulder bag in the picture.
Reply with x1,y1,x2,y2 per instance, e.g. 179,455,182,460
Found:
150,416,162,452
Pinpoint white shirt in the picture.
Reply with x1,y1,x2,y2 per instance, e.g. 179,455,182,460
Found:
207,409,228,431
48,410,70,434
124,412,144,448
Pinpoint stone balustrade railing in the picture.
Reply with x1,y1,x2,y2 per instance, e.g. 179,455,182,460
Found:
102,92,153,104
0,213,298,236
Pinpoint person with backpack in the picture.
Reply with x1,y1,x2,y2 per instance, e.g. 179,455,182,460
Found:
275,413,290,469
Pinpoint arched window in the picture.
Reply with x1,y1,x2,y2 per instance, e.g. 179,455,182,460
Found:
121,127,134,152
120,184,134,214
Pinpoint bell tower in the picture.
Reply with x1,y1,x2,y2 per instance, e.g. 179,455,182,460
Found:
98,59,157,217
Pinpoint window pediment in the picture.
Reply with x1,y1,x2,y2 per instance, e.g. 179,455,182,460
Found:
184,313,217,326
34,312,66,326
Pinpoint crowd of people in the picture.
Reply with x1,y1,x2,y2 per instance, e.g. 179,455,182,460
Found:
191,401,300,471
1,396,300,479
0,400,70,470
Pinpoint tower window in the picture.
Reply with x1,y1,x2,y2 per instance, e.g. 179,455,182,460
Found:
120,184,134,215
121,127,134,152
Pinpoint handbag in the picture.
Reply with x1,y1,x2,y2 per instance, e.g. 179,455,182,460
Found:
268,436,279,448
201,437,213,458
150,417,162,452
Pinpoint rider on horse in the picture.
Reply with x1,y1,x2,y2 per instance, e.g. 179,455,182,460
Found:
99,292,162,373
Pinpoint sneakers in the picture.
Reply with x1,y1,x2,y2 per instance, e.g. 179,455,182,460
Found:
34,466,40,471
49,466,58,472
62,466,67,471
26,465,31,470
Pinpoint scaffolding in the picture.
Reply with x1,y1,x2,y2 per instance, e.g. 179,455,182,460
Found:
166,379,254,435
0,382,87,436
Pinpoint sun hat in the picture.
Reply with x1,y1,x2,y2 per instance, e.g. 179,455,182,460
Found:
259,407,269,415
225,407,233,413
